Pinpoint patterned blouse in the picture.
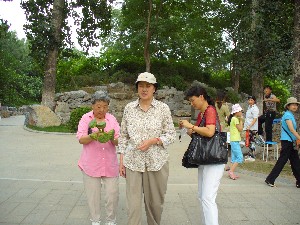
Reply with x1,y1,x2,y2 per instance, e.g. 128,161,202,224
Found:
118,98,176,172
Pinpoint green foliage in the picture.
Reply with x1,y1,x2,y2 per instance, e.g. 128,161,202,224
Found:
21,0,69,66
71,0,112,51
225,89,241,104
21,0,113,66
209,70,231,90
0,20,42,106
57,53,104,91
68,106,91,133
221,0,294,86
109,70,136,84
158,74,187,91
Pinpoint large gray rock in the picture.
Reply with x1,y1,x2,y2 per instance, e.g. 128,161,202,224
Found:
25,105,61,127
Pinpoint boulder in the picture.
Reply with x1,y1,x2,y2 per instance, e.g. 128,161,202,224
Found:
25,105,61,127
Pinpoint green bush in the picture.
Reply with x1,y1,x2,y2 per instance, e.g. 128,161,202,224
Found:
68,106,92,133
226,89,241,104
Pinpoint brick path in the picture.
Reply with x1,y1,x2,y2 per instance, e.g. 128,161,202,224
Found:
0,116,299,225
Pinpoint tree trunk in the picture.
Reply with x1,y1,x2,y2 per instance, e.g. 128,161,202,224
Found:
144,0,152,72
251,0,264,114
231,59,239,92
41,0,64,110
292,0,300,123
252,72,264,111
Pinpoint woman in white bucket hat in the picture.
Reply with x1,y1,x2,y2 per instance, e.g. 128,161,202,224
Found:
118,72,176,225
265,97,300,188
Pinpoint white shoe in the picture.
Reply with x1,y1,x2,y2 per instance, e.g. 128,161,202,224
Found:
105,222,117,225
91,221,100,225
245,157,255,162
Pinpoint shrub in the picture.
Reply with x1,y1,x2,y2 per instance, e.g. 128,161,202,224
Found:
226,89,241,103
68,106,92,132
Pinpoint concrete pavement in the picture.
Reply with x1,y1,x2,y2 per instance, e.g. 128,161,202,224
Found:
0,116,299,225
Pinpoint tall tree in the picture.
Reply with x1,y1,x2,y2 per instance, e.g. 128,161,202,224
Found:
21,0,112,109
292,0,300,121
144,0,153,72
42,0,64,109
251,0,264,112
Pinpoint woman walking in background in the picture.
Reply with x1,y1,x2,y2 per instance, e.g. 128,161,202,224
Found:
228,104,244,180
215,91,230,132
265,97,300,188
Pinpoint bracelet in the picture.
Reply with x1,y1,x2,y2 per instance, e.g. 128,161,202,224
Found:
156,137,160,145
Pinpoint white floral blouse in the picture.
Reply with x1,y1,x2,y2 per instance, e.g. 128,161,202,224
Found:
118,98,176,172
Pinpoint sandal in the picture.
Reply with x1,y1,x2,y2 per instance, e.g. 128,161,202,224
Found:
228,171,237,180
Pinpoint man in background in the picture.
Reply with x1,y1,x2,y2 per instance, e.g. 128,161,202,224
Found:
258,85,280,142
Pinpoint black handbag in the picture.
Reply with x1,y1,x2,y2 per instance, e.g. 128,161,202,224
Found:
182,148,199,168
182,107,228,168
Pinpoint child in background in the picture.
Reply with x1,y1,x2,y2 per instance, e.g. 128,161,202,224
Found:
244,96,259,161
228,104,244,180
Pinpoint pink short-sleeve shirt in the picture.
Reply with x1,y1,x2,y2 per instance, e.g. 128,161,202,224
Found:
76,111,120,177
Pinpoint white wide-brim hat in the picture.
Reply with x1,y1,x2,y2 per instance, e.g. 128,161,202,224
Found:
135,72,157,84
231,104,243,114
284,97,300,109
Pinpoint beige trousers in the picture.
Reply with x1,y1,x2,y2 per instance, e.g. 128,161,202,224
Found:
125,162,169,225
82,171,119,223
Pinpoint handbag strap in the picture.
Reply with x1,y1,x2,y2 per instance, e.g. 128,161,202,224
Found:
282,125,294,142
199,106,221,133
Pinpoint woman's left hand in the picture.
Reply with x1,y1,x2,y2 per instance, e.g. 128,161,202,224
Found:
180,120,192,129
137,139,153,151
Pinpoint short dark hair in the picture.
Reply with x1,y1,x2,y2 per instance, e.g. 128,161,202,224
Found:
264,85,272,91
247,96,256,101
185,85,215,106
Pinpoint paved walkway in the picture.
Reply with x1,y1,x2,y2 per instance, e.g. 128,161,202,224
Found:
0,116,299,225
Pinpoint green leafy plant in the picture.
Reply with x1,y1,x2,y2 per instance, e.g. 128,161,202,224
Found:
225,89,241,104
68,106,92,132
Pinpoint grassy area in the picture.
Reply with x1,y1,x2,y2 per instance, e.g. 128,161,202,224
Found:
239,159,293,178
26,124,74,133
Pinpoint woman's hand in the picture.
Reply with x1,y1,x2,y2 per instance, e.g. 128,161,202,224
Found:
179,120,192,129
296,140,300,147
119,154,126,178
187,128,193,136
137,139,154,151
111,138,118,146
119,164,126,178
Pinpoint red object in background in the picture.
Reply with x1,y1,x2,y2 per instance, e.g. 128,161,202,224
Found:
245,130,250,147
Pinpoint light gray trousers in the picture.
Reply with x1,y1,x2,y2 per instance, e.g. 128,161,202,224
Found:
82,171,119,223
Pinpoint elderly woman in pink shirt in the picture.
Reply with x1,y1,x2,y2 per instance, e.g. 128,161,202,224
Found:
76,95,120,225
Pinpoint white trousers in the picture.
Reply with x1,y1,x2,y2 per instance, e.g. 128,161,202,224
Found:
198,164,224,225
82,171,119,223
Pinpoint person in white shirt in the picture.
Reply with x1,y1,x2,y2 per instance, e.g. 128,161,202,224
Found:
243,96,259,161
